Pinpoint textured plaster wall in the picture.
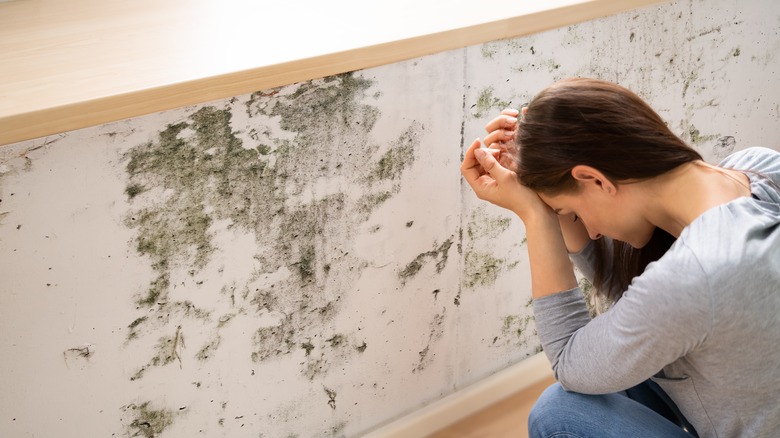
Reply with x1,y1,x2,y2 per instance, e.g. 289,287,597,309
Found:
1,0,779,436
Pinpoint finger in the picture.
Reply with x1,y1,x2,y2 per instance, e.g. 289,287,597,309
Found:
501,108,520,117
485,147,501,157
484,129,516,148
474,144,514,182
460,138,484,181
484,113,518,135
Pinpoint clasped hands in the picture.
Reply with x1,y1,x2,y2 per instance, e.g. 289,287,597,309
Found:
460,108,550,222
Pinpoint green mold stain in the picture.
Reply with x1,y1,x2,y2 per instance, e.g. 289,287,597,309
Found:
578,277,608,317
466,207,512,241
251,316,295,363
463,251,504,289
682,71,698,98
542,59,561,72
501,314,533,342
688,125,716,145
398,238,454,284
368,124,419,182
122,401,175,438
472,87,511,119
329,422,347,437
195,335,221,361
481,45,498,58
123,71,422,381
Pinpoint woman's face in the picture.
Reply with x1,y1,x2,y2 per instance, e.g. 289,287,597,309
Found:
538,187,656,249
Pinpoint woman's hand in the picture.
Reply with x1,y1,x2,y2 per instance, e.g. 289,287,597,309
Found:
463,108,579,298
483,108,521,171
460,138,549,221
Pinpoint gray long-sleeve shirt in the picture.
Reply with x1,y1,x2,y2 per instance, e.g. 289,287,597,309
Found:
533,147,780,437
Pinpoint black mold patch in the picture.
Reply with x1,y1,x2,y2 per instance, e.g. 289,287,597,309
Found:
367,124,419,182
130,326,184,380
687,124,716,145
121,401,176,438
63,344,95,367
463,251,504,289
329,421,347,437
462,208,516,289
713,135,736,159
578,277,609,317
324,387,337,409
195,335,221,361
398,238,453,284
123,72,422,383
413,311,445,373
472,87,510,119
466,207,512,241
496,314,534,347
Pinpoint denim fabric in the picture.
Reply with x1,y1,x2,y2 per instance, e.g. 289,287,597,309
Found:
528,381,697,438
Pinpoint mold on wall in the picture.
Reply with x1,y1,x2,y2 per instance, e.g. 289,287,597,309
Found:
1,0,779,436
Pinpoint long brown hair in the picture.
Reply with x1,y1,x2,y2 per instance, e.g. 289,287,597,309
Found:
516,78,702,301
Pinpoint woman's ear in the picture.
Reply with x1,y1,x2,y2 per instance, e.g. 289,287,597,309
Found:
571,165,616,195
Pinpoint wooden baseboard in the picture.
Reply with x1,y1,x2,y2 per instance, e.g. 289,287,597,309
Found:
363,352,554,437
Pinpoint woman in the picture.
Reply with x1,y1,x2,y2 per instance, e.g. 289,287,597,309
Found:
460,78,780,437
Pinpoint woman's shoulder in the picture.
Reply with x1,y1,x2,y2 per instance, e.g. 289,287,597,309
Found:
719,146,780,174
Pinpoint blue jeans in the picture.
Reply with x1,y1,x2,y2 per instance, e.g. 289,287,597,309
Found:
528,380,698,438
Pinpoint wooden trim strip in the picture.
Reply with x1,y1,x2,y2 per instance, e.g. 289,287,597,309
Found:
0,0,666,146
362,352,553,437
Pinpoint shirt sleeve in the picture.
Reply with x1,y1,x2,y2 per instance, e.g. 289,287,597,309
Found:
569,237,618,297
569,239,598,282
534,241,713,394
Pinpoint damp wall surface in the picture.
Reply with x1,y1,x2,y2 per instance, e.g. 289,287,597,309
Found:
1,0,779,436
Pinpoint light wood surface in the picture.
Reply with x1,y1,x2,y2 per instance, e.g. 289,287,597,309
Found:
363,352,555,437
0,0,666,146
428,375,556,438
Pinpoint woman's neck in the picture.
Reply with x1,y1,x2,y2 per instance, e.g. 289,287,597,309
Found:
636,161,752,237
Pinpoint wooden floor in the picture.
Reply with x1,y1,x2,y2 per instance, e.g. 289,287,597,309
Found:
428,376,556,438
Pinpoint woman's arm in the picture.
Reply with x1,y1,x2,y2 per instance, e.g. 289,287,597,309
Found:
558,213,591,254
460,138,577,298
483,110,590,254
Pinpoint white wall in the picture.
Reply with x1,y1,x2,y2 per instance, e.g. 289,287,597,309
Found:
1,0,778,436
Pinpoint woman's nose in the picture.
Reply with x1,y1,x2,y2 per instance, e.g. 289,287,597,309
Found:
584,224,602,240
